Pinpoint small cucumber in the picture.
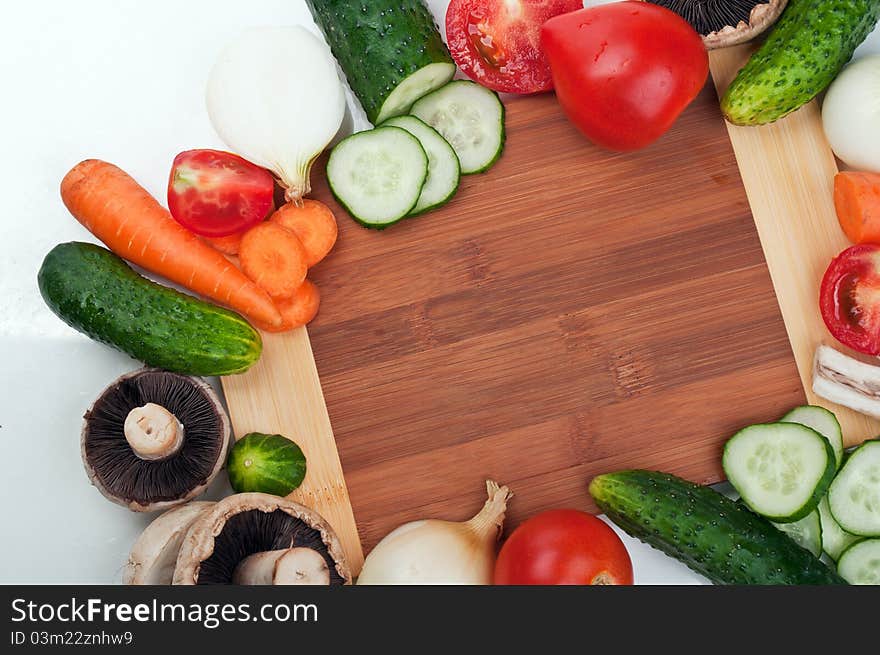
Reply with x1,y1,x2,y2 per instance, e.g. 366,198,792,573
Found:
836,539,880,585
590,470,845,585
723,423,836,522
827,440,880,536
38,242,261,376
227,433,307,496
721,0,880,125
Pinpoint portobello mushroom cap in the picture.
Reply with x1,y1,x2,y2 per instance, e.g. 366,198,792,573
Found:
82,369,231,512
123,501,215,585
173,492,351,585
646,0,788,49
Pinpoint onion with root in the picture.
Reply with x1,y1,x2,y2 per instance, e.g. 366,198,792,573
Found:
356,481,513,585
206,26,346,202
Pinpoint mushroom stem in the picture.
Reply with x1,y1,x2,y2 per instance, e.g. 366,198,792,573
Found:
232,548,330,585
123,403,185,461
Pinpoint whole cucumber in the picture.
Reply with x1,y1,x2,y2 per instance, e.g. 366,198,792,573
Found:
590,470,847,585
306,0,456,124
38,242,262,376
721,0,880,125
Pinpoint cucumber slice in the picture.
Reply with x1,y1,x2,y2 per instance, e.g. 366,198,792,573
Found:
818,496,862,561
411,80,505,175
781,405,844,469
828,440,880,536
326,126,428,229
837,538,880,584
772,509,823,558
381,115,460,216
722,423,836,522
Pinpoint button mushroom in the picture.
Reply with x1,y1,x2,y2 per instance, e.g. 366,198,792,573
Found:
81,369,231,512
646,0,788,49
123,501,215,585
173,493,351,585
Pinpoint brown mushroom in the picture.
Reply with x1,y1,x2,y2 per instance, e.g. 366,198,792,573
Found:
173,493,351,585
82,369,231,512
645,0,788,50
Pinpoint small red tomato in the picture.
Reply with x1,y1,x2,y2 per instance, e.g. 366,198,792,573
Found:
446,0,583,94
494,509,633,585
820,244,880,356
541,1,709,151
168,149,275,237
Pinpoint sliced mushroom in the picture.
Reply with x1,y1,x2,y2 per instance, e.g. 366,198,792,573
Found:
646,0,788,50
173,492,351,585
123,501,215,585
82,369,231,512
813,344,880,418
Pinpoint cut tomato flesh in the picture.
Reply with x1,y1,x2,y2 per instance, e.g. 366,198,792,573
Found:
821,244,880,355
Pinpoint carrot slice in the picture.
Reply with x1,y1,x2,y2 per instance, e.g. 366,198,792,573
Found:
251,281,321,332
203,232,244,256
270,200,338,267
835,171,880,244
239,222,308,299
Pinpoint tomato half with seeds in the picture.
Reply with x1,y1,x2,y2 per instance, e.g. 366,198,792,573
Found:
445,0,583,94
820,244,880,356
494,509,634,585
168,149,275,237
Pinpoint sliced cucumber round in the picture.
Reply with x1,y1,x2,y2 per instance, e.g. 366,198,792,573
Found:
772,508,823,558
381,115,460,216
836,538,880,585
411,80,505,175
818,496,862,561
828,440,880,536
781,405,844,469
376,63,457,125
326,126,428,229
723,423,836,522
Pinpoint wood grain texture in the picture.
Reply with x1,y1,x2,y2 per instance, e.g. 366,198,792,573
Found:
221,328,365,573
303,86,803,550
709,46,880,447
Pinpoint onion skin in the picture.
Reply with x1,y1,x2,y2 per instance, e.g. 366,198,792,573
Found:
823,55,880,173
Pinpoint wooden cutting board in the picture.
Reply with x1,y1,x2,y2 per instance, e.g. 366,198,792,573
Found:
223,47,880,574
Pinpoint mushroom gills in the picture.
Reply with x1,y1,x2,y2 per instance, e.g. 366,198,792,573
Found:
646,1,786,49
233,548,330,585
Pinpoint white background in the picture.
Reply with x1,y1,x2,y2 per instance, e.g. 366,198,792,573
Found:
1,1,876,584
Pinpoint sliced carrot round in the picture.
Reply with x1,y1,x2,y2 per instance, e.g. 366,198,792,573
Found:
252,281,321,333
270,199,338,268
239,222,308,299
203,232,244,256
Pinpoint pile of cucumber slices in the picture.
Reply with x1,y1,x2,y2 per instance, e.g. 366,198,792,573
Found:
327,80,505,229
723,405,880,584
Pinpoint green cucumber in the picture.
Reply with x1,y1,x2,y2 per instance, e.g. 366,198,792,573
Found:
227,433,307,496
590,470,846,585
721,0,880,125
818,496,862,561
722,423,836,522
836,539,880,585
827,440,880,536
38,242,261,376
306,0,456,125
772,509,823,558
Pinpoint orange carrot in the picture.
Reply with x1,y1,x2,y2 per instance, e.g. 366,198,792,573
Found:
252,281,321,333
238,222,308,299
270,199,338,267
835,171,880,244
61,160,282,327
203,232,244,256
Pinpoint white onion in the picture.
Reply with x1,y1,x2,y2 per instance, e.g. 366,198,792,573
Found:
822,55,880,173
207,26,346,201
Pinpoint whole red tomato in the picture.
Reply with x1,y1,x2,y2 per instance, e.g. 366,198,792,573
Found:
541,2,709,151
820,244,880,356
494,509,633,585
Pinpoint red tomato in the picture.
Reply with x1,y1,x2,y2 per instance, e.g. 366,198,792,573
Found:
541,2,709,151
494,509,633,585
820,244,880,356
446,0,583,94
167,149,275,237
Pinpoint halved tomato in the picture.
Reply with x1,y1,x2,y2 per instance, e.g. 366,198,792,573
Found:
445,0,583,94
168,149,275,237
820,244,880,356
